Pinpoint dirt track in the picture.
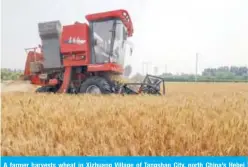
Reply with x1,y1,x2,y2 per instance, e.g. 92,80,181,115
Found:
1,80,39,93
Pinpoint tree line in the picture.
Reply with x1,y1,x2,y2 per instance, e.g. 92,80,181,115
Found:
1,66,248,82
1,68,23,81
132,66,248,82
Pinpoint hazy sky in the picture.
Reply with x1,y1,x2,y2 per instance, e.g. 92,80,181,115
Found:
1,0,248,75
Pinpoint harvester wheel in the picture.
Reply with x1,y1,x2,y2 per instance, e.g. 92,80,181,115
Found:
79,76,112,94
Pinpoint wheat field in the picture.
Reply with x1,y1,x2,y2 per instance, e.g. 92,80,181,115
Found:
1,82,248,155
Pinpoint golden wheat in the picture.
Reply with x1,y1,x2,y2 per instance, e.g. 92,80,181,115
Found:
1,82,248,155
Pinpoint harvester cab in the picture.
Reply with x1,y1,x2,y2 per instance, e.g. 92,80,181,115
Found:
23,9,165,95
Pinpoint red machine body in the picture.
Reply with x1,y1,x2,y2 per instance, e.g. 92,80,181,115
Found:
60,23,91,66
23,9,134,94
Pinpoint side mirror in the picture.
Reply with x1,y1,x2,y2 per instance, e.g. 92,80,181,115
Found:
130,48,133,56
124,65,132,77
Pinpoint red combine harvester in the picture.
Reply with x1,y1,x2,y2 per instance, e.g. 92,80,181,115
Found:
23,9,165,95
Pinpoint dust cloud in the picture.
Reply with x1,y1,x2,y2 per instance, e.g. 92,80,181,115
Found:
1,80,39,93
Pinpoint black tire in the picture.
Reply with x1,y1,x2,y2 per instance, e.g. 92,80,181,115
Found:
35,86,57,93
79,76,112,94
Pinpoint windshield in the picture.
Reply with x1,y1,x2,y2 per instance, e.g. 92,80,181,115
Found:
91,19,128,67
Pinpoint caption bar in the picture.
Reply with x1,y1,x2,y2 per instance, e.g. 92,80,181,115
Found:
1,156,247,167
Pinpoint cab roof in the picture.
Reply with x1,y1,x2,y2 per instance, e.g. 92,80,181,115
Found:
85,9,133,37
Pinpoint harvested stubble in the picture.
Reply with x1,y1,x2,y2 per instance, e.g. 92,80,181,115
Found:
1,83,248,155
